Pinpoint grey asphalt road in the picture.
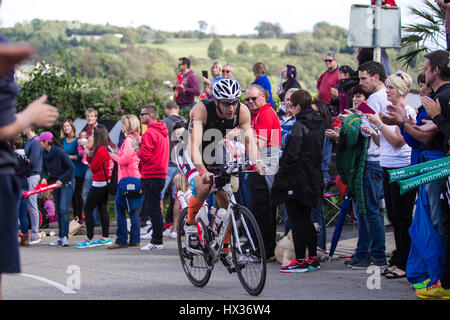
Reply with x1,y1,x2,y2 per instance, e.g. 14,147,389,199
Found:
2,227,419,302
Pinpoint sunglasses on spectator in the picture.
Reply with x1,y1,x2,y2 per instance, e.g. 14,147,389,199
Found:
140,112,149,116
219,100,239,107
245,96,260,102
324,59,334,63
222,70,232,73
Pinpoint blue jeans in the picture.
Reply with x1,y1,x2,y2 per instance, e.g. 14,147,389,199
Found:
354,161,386,262
425,179,445,243
115,205,140,245
53,179,75,238
17,193,29,235
238,173,252,210
310,199,326,251
160,166,178,199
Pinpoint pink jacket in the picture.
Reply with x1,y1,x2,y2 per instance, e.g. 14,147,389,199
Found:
113,136,141,181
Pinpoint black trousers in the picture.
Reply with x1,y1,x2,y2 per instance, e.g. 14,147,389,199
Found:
382,168,416,271
72,176,84,221
249,174,277,258
286,198,317,259
84,185,109,240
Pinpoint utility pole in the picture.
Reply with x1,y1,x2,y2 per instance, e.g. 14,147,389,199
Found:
373,0,382,62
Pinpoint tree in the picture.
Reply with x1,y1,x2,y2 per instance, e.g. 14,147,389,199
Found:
207,38,223,59
254,22,283,38
198,20,208,39
397,0,445,68
237,41,251,55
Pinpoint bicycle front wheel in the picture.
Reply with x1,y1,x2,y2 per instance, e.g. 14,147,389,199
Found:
230,205,267,296
177,208,213,287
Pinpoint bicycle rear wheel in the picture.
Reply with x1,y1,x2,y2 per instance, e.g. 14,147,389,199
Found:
177,208,213,287
230,205,266,296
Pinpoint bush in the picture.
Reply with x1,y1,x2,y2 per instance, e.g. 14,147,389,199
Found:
207,38,223,59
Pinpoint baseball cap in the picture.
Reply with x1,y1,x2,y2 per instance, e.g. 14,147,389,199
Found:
35,131,53,142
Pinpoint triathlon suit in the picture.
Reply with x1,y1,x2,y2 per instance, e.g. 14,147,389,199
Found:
176,99,240,188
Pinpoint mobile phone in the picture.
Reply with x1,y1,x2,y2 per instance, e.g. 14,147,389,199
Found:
202,70,208,79
357,102,376,115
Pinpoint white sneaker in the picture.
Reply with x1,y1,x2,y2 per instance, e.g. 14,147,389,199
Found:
168,232,177,239
140,243,164,251
141,229,153,240
163,229,171,237
61,236,69,247
29,235,42,245
140,225,152,235
49,237,62,246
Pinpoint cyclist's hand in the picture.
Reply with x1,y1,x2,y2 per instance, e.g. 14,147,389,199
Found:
201,170,213,184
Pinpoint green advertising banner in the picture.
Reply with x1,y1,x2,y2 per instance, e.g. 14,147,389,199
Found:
387,157,450,183
397,167,450,195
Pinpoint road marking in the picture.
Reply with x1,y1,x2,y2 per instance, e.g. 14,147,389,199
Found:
19,273,77,294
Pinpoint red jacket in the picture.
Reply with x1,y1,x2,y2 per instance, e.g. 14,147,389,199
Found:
87,145,112,182
317,67,339,105
137,121,169,179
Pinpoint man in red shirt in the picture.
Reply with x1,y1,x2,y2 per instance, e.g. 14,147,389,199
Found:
246,84,281,262
134,105,169,251
317,51,339,110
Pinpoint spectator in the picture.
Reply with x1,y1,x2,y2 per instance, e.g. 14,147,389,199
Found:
310,99,333,251
167,57,200,110
38,132,75,247
334,65,359,114
61,119,86,221
246,84,281,262
252,62,276,110
278,87,299,235
339,61,388,270
161,101,186,217
272,89,324,273
134,105,170,252
317,52,340,114
109,115,142,249
0,30,58,299
202,61,223,99
365,69,417,278
23,126,43,244
76,125,114,248
222,64,235,80
80,108,101,226
277,64,301,104
9,135,30,246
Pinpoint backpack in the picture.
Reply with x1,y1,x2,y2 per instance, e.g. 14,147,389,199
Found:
103,162,118,195
16,152,32,178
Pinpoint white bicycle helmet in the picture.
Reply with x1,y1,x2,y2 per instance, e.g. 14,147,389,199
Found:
212,78,242,100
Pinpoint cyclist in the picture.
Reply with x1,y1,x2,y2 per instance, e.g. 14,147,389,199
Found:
176,78,263,254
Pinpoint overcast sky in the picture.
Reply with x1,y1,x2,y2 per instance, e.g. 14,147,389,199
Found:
0,0,427,35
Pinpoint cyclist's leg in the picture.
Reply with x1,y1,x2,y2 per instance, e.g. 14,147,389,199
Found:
215,191,231,250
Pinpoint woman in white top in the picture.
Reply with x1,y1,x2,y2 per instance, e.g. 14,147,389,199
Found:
366,71,417,279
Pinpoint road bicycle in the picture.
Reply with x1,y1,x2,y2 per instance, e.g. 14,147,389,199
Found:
176,160,266,296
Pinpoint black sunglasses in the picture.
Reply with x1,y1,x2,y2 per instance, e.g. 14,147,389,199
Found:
245,96,259,102
222,70,232,73
140,113,149,116
324,59,334,63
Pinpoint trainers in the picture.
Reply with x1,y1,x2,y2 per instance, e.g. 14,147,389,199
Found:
29,235,41,245
76,238,97,249
344,256,359,267
108,243,128,249
184,224,199,249
351,260,371,270
48,237,63,246
308,256,321,271
94,237,112,246
140,243,164,251
416,281,450,299
60,236,69,247
411,279,430,290
370,259,387,268
168,231,177,239
280,258,309,273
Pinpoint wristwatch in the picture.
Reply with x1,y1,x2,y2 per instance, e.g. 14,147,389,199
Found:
399,120,406,130
377,123,384,131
